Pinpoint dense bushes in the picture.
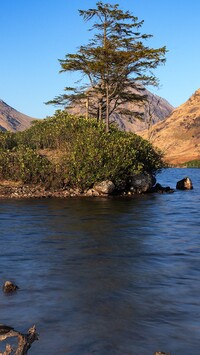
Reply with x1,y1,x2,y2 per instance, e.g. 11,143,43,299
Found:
62,125,164,189
0,111,165,190
0,146,54,184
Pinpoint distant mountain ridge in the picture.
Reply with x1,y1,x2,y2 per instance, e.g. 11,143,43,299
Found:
0,99,34,131
1,88,173,133
139,89,200,164
110,88,174,132
68,88,174,132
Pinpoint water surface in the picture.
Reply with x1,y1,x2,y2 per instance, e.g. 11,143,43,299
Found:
0,168,199,354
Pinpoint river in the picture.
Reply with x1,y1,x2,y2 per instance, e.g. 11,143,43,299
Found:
0,168,199,354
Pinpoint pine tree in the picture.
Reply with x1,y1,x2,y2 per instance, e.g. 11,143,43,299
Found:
47,2,167,132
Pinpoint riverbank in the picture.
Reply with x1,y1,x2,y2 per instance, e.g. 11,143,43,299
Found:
0,176,154,199
1,169,194,199
0,169,167,199
0,180,81,199
0,181,146,199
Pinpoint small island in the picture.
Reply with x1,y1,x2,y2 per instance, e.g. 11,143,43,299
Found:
0,111,165,198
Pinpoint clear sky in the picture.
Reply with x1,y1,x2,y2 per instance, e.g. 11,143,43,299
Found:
1,0,200,118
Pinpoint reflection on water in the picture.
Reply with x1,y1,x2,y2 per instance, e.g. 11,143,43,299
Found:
0,168,199,354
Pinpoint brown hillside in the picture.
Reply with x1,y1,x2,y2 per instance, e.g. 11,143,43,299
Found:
138,89,200,165
0,100,35,131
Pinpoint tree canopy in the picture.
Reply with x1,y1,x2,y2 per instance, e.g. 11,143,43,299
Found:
47,2,167,131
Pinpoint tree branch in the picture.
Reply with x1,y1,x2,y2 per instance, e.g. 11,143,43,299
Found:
0,326,38,355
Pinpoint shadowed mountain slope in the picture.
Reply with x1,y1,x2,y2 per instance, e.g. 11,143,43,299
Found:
0,100,35,131
110,89,173,132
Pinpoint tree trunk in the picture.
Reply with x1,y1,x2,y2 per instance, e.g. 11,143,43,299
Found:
98,102,102,122
106,84,109,132
85,96,89,119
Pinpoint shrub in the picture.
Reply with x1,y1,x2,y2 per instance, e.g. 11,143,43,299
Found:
58,114,164,190
0,146,55,185
0,131,18,150
0,111,165,190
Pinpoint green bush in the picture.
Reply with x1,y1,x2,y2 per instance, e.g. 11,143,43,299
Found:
0,131,18,150
0,111,165,189
0,146,55,185
58,114,164,190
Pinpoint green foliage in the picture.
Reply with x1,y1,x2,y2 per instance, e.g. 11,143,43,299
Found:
0,112,165,190
0,145,54,184
0,131,18,150
184,160,200,168
13,146,53,184
62,123,164,190
18,112,100,150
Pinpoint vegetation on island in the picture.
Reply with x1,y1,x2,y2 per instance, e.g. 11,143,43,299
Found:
0,111,165,191
182,160,200,168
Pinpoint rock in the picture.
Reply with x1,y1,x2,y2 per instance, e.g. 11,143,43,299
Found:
128,172,156,194
84,188,100,197
176,177,193,190
149,183,175,193
93,180,115,195
2,281,19,293
154,352,171,355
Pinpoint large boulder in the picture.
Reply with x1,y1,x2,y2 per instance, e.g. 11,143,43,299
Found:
93,180,115,195
176,177,193,190
128,172,156,194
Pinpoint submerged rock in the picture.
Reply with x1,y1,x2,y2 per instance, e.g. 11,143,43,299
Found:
2,281,19,293
176,177,193,190
149,183,175,193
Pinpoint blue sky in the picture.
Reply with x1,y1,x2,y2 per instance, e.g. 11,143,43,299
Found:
1,0,200,118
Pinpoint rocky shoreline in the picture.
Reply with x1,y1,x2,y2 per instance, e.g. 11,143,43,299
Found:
0,175,193,199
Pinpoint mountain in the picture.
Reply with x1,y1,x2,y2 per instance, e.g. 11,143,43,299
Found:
68,88,174,132
138,89,200,164
0,99,34,131
110,88,174,132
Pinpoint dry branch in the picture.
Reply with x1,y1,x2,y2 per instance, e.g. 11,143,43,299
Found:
0,325,38,355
